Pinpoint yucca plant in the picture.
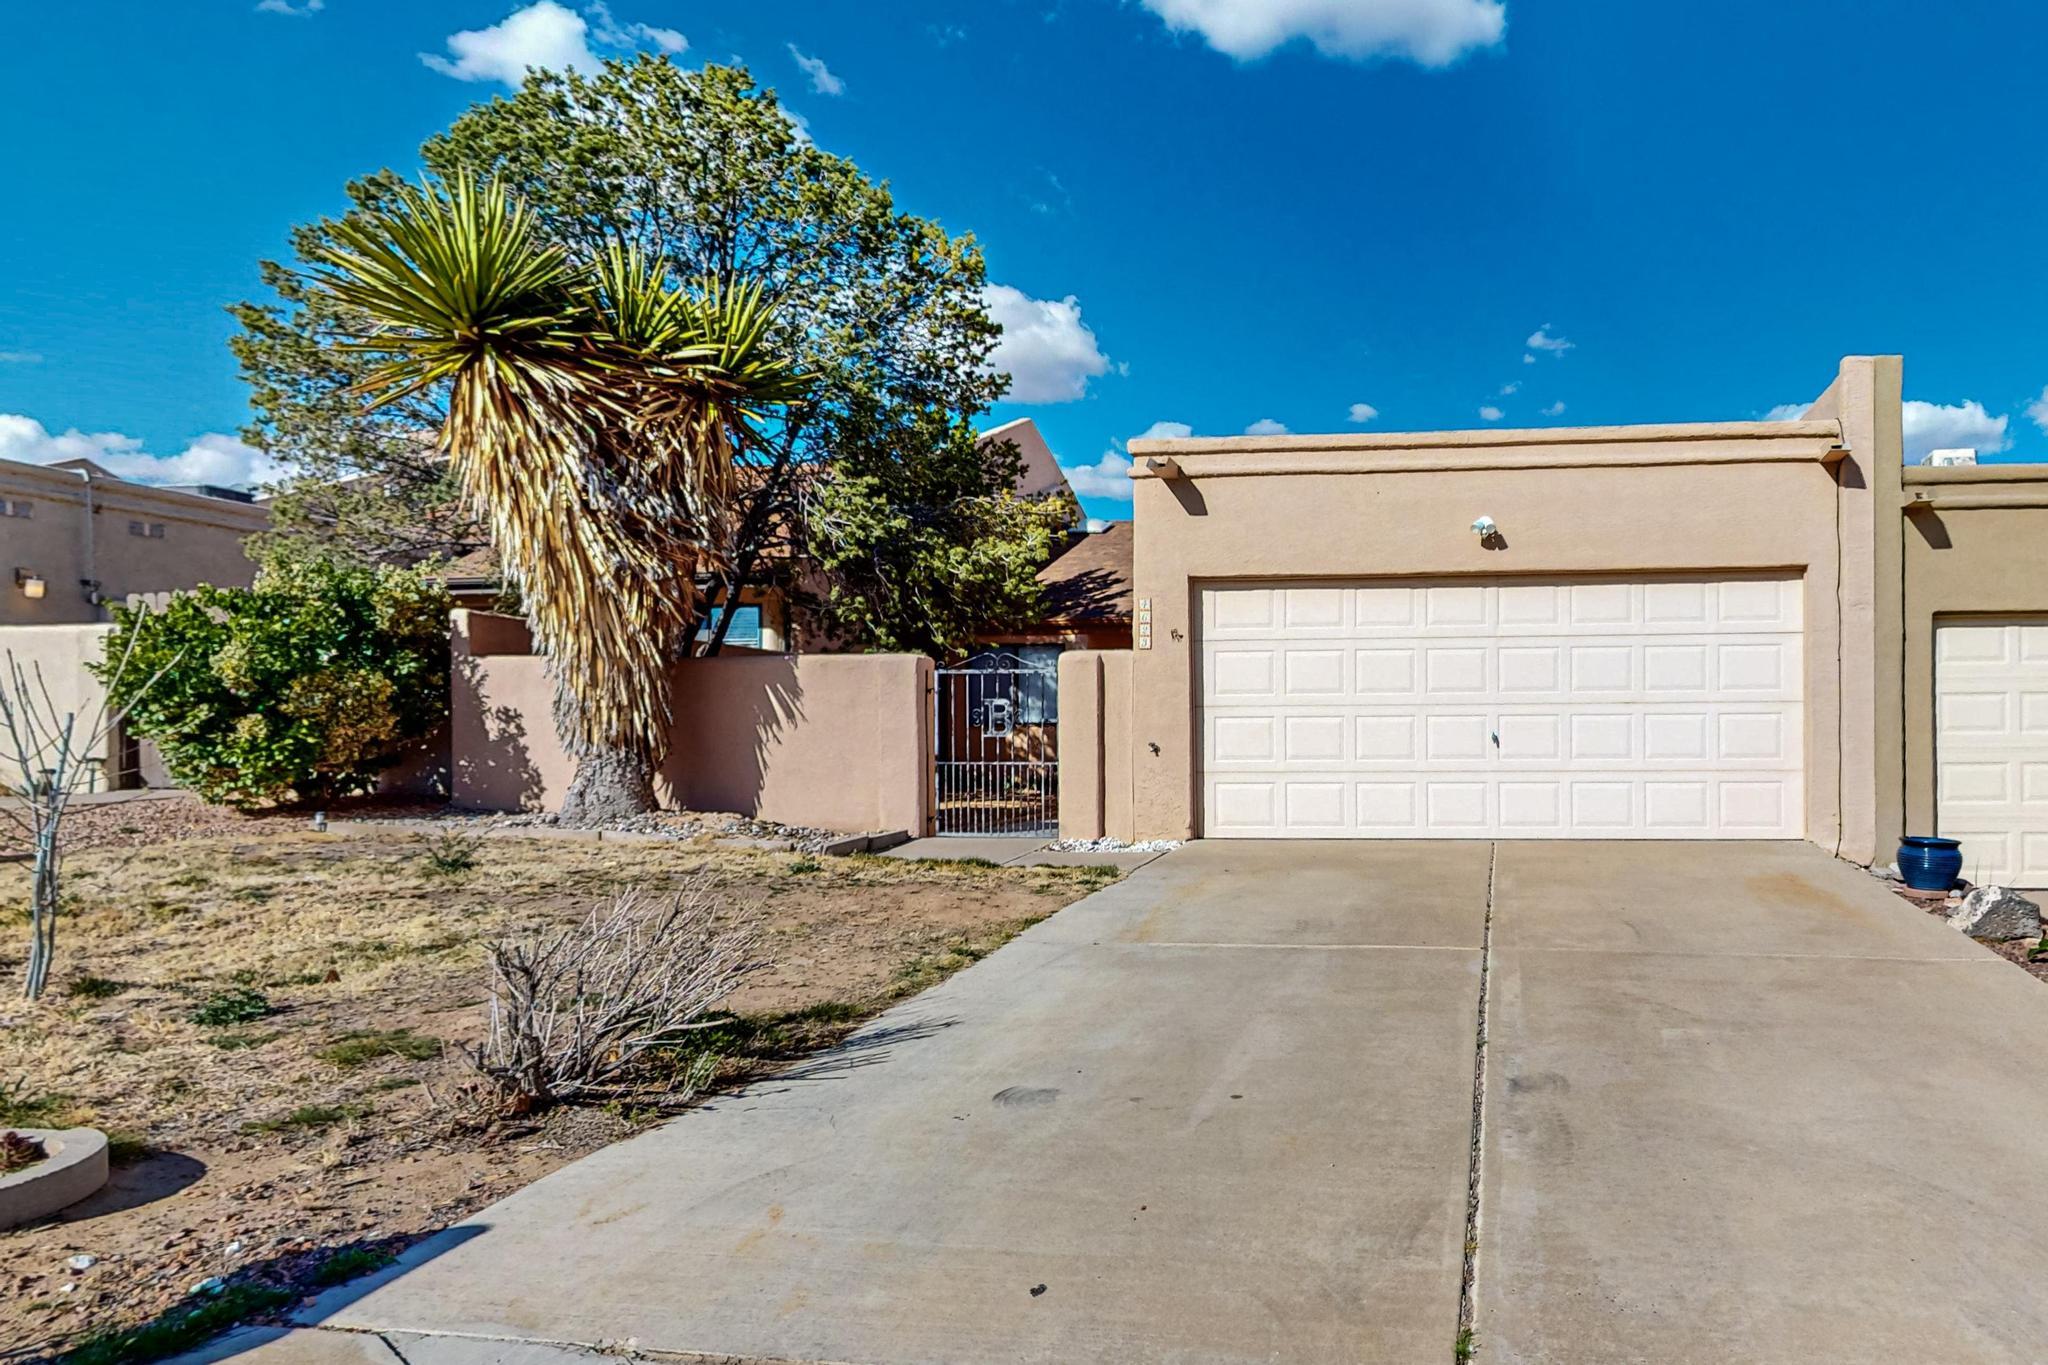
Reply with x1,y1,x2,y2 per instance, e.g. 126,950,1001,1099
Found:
308,178,807,819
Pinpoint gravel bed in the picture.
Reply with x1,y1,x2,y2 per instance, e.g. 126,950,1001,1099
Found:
477,809,858,852
1044,837,1184,853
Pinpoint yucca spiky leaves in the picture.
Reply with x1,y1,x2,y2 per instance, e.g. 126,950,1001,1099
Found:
309,179,806,762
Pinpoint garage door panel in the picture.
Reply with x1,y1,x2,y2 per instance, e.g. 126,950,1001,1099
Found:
1425,585,1489,627
1200,574,1806,839
1936,618,2048,887
1355,715,1417,761
1281,587,1346,630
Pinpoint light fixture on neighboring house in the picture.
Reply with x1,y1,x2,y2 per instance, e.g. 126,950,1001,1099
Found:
1471,516,1498,538
14,568,46,599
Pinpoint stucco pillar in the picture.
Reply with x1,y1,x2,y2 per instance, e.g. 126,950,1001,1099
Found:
1825,356,1905,866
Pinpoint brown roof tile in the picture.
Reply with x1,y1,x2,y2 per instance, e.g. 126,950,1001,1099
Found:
1036,522,1132,624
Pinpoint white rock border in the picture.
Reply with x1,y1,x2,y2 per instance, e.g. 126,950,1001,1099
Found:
0,1127,109,1230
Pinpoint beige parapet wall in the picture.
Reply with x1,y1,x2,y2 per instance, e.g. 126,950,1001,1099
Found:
450,610,934,834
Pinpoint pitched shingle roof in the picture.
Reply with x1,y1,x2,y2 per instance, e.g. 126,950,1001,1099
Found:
1036,521,1132,625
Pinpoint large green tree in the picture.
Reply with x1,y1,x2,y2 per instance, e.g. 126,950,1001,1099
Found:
234,58,1046,654
809,407,1076,656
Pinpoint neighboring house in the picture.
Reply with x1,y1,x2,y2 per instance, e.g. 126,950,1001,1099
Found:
1058,355,2048,890
1,456,269,625
981,416,1075,501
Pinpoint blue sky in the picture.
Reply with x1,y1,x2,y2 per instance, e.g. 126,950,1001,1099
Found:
3,0,2045,519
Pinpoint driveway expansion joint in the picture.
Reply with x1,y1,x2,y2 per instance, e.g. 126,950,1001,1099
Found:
1456,842,1498,1360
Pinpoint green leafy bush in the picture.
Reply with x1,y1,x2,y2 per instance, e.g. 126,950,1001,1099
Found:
96,554,449,808
189,986,273,1027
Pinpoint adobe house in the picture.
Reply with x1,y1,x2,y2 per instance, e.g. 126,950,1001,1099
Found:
0,456,268,625
1059,356,2048,888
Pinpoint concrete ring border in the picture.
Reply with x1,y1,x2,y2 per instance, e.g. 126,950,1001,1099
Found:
0,1127,110,1230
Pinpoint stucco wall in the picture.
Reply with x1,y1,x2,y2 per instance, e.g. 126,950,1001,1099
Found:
1900,466,2048,835
1056,650,1133,840
0,461,266,626
0,624,122,780
1118,391,1891,852
449,611,933,833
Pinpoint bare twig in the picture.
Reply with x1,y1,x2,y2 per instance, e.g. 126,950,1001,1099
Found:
460,878,763,1111
1,612,174,999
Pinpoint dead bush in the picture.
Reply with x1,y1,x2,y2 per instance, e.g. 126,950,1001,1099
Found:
460,879,762,1112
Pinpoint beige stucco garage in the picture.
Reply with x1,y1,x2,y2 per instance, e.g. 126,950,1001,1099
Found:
1059,356,2048,881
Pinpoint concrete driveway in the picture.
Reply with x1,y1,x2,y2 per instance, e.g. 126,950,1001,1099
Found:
193,841,2048,1365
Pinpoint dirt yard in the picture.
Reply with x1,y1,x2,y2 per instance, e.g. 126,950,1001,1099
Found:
0,819,1122,1360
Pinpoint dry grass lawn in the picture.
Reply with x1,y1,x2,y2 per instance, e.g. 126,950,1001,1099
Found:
0,827,1121,1360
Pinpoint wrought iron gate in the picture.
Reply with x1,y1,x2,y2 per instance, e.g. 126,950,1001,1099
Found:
933,654,1059,837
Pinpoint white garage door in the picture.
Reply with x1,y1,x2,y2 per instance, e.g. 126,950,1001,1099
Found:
1200,575,1805,838
1935,619,2048,888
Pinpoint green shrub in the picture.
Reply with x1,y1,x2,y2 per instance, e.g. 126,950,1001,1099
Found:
64,975,127,1000
189,986,273,1027
95,553,449,808
419,830,484,877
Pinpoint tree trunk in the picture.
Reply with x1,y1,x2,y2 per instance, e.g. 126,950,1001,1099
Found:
558,748,657,824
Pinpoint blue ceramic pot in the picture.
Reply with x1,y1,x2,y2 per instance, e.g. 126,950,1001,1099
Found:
1898,836,1963,892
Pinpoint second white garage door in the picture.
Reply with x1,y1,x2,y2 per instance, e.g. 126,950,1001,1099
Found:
1935,618,2048,887
1200,575,1805,838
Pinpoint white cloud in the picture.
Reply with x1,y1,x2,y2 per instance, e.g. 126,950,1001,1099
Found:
1137,0,1505,67
0,414,288,489
1760,402,1810,421
983,285,1111,403
256,0,323,14
422,2,682,84
1063,451,1137,501
2026,385,2048,435
423,2,599,82
1522,352,1536,365
590,1,684,53
1063,421,1194,501
1540,400,1566,417
1498,380,1521,396
1479,405,1504,422
1348,402,1379,423
1902,399,2010,465
1244,418,1289,436
1525,324,1573,356
789,44,844,94
0,350,42,364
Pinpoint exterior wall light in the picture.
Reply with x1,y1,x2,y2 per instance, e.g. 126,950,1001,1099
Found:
1471,516,1498,538
14,568,46,599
